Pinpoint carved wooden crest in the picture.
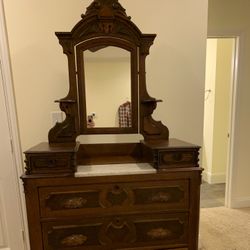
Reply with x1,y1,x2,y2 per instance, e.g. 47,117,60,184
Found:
48,0,169,143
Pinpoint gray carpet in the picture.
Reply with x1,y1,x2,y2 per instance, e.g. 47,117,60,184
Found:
200,182,225,208
199,207,250,250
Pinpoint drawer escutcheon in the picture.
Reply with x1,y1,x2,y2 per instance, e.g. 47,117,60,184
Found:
151,192,171,203
61,234,87,247
62,197,87,209
147,227,172,240
99,185,135,208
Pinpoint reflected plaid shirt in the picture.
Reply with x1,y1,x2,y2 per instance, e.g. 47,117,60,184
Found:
118,101,132,128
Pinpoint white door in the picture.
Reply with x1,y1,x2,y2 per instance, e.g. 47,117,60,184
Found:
0,61,25,250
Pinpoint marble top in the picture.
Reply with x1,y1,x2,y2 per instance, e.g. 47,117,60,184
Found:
75,163,156,177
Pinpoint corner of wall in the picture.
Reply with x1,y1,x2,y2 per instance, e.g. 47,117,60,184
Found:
202,170,226,184
230,196,250,208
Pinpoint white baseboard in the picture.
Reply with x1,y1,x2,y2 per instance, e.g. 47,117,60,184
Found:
230,196,250,208
202,171,226,184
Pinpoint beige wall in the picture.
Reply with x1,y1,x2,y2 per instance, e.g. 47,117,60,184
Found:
85,58,130,127
208,0,250,207
3,0,208,153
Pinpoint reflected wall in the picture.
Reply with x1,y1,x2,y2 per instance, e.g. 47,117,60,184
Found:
84,47,131,128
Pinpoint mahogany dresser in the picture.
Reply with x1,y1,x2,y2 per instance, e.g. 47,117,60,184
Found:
21,1,202,249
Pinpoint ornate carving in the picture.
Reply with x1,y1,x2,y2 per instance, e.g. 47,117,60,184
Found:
61,234,87,247
99,21,114,33
54,117,75,137
57,38,73,55
166,152,188,162
99,217,136,245
77,23,100,38
24,158,31,175
151,192,171,203
99,185,134,208
147,227,172,240
48,100,78,143
62,197,87,209
142,115,169,140
160,151,196,166
49,0,169,143
140,99,169,140
21,179,29,196
134,185,186,206
84,0,128,18
140,36,156,55
45,191,98,211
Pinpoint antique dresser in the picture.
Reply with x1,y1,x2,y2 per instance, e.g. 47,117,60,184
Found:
21,1,202,249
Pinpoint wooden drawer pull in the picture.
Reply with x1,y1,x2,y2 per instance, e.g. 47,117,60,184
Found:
147,227,171,240
61,234,87,247
62,197,87,209
151,192,170,203
173,152,183,161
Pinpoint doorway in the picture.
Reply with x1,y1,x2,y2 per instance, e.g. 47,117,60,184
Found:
0,0,29,249
0,58,26,250
201,37,238,208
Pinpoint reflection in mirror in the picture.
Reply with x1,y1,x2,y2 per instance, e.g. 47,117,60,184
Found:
84,46,131,128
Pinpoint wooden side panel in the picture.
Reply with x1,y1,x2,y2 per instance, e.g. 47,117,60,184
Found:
23,179,44,250
188,171,202,249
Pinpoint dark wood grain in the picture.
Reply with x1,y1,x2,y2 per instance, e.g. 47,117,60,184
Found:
22,169,202,249
48,0,169,143
22,1,202,249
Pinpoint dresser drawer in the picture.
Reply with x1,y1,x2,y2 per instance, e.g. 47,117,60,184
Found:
158,150,198,169
42,212,188,250
119,248,188,250
26,153,74,174
39,180,189,217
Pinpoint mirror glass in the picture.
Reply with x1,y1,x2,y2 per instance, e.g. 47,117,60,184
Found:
84,46,131,128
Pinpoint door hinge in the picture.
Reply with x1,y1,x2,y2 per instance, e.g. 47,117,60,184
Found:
21,229,26,245
10,138,14,153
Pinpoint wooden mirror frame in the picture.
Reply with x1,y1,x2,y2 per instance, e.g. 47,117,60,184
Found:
76,38,138,134
48,0,169,144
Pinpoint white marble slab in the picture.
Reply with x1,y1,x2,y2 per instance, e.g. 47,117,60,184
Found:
75,163,156,177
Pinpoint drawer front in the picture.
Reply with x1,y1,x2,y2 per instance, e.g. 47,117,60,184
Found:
39,180,189,217
117,248,188,250
158,150,198,169
28,153,74,174
42,213,188,250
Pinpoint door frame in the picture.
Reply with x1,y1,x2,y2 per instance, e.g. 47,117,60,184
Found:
0,0,29,249
207,34,240,208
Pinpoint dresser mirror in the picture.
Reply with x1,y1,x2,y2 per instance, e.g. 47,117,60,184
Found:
83,46,131,129
47,0,169,143
77,44,136,131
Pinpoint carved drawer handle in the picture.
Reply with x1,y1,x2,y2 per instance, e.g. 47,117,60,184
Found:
62,197,87,209
147,227,171,240
173,152,183,161
151,192,170,203
99,185,134,208
112,184,122,194
61,234,87,247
